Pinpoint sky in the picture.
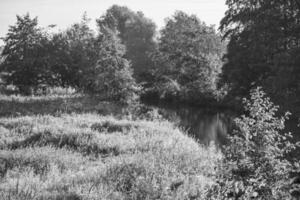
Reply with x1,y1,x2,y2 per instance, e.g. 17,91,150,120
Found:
0,0,227,45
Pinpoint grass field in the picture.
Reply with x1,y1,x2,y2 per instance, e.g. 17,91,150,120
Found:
0,94,220,200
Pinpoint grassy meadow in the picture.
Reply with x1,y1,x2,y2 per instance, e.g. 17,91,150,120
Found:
0,94,220,200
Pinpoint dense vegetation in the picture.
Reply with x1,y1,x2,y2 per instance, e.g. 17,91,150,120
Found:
98,5,157,82
1,2,300,113
220,0,300,117
0,94,220,200
0,13,139,104
148,11,225,104
1,2,300,200
0,89,299,199
0,9,226,106
210,88,300,199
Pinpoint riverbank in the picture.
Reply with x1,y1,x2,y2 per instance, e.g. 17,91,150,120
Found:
0,94,220,199
141,91,243,113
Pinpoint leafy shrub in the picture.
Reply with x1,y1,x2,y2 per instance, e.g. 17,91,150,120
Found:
210,87,300,199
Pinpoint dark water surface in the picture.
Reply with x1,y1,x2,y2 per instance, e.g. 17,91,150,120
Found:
144,101,236,146
143,101,300,159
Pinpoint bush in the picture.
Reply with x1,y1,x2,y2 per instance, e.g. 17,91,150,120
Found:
210,87,300,199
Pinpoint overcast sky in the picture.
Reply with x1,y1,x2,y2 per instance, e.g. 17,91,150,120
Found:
0,0,227,45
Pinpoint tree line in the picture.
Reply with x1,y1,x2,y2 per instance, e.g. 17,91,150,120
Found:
1,2,300,116
0,6,225,105
0,10,141,104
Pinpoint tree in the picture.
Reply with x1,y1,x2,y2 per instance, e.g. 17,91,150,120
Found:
150,11,225,102
97,5,157,81
85,25,140,104
0,46,5,88
210,87,300,199
0,46,4,64
220,0,300,113
50,13,100,89
0,14,54,94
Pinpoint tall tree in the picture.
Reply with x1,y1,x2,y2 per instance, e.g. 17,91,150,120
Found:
50,13,100,89
0,46,4,63
151,11,225,102
97,5,157,81
0,46,4,87
85,25,140,104
220,0,300,113
0,14,54,94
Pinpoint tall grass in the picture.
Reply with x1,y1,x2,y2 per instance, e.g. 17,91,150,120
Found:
0,94,125,117
0,95,221,200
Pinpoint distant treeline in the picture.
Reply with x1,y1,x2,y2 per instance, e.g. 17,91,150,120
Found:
1,1,300,116
0,5,225,105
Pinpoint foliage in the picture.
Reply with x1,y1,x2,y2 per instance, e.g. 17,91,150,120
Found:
50,13,100,89
0,12,140,104
0,14,56,94
97,5,157,82
49,12,140,104
84,26,140,104
0,46,4,65
0,95,220,200
210,87,300,199
220,0,300,114
150,11,225,103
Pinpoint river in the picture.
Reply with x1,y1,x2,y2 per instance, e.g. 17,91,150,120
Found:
144,101,236,146
143,101,300,160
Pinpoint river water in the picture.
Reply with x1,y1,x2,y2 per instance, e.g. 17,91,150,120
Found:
143,101,300,156
144,102,236,146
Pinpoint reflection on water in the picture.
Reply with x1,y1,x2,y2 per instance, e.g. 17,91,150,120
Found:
143,101,300,158
146,103,235,146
